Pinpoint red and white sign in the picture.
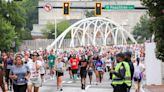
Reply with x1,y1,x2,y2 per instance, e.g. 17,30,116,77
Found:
44,3,52,12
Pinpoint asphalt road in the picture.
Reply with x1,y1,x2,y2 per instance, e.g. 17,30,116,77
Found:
39,71,136,92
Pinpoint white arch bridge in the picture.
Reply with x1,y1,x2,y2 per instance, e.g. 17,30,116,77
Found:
47,17,137,50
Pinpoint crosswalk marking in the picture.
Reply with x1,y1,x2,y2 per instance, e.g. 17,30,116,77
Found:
86,85,91,90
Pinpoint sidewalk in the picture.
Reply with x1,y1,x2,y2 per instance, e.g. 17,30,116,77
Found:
145,85,164,92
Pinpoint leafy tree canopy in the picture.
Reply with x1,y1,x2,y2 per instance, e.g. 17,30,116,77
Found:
41,20,71,39
133,14,153,43
141,0,164,61
0,15,16,51
85,10,95,18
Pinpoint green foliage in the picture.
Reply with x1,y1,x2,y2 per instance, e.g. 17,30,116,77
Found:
85,10,95,18
133,14,152,43
140,0,164,61
0,15,16,51
0,1,30,51
41,20,71,39
57,20,71,38
21,0,38,30
41,22,55,39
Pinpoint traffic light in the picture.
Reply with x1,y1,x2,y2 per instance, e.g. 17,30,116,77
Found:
63,2,70,15
95,2,102,16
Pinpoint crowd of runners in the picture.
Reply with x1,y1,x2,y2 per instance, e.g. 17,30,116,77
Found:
0,44,145,92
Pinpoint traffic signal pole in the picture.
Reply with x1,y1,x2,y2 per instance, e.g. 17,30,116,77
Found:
37,6,147,10
37,2,147,16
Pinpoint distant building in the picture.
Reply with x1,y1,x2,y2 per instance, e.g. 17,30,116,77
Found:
31,0,146,39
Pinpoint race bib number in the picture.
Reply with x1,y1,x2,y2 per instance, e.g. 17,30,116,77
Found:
72,62,76,66
97,67,103,71
31,71,39,78
50,60,53,63
16,78,26,84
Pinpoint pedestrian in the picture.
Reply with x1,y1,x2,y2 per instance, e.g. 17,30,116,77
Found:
79,55,89,90
0,52,6,92
38,56,46,84
48,49,56,80
124,51,134,92
94,56,104,85
54,57,65,91
27,52,42,92
9,55,30,92
67,54,73,79
133,58,145,92
87,56,94,85
5,51,14,91
69,54,79,82
105,56,112,80
111,53,132,92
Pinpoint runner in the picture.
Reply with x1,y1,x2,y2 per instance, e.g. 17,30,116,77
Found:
9,55,30,92
133,57,145,92
54,56,65,91
105,56,112,80
5,52,14,91
69,54,79,82
79,55,89,90
87,58,93,85
38,56,46,84
94,56,104,85
48,49,56,80
87,53,94,85
27,52,42,92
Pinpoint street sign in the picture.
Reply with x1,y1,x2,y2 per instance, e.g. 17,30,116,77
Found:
44,3,52,12
105,5,135,10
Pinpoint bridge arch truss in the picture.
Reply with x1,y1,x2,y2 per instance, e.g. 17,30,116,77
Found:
47,17,137,50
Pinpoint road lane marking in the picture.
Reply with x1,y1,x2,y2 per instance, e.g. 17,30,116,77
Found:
86,85,91,90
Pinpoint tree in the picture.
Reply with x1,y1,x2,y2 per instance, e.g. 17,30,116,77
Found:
57,20,71,38
133,14,153,43
41,20,71,39
140,0,164,61
41,22,55,39
85,10,95,18
21,0,38,31
0,1,27,51
0,15,16,51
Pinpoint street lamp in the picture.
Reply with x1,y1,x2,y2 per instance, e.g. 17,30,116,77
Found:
54,17,63,49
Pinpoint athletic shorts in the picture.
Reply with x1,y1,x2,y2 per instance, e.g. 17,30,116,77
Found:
106,66,111,72
80,70,87,78
88,70,93,76
28,78,42,87
56,71,64,77
68,67,71,71
72,69,78,75
48,64,54,69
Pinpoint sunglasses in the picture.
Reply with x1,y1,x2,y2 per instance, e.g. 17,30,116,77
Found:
32,55,38,57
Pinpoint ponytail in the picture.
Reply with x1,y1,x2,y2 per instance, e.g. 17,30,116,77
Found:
136,57,140,66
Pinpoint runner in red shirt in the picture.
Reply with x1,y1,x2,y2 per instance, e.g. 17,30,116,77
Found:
69,55,79,82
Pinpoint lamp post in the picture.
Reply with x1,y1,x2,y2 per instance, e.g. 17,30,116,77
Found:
53,17,63,49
